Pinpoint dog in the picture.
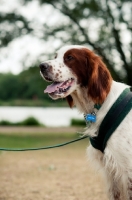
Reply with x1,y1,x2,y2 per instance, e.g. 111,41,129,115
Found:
39,45,132,200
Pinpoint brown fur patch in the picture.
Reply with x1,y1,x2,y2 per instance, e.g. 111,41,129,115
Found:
66,95,74,108
64,48,112,104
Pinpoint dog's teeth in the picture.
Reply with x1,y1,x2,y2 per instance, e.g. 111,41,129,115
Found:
59,88,63,93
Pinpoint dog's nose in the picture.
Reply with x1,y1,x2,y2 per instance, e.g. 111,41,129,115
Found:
39,63,50,72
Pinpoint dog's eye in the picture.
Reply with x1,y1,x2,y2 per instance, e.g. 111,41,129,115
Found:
66,55,74,61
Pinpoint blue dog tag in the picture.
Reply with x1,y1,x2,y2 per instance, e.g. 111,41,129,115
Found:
85,114,96,123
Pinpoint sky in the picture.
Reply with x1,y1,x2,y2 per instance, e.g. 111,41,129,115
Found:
0,0,131,75
0,0,62,74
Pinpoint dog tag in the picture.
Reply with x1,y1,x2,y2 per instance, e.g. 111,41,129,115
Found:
85,114,96,123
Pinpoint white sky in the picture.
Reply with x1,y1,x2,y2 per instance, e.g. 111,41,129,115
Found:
0,0,62,74
0,0,131,74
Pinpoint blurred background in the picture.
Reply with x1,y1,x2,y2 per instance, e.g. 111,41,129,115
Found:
0,1,131,199
0,0,131,127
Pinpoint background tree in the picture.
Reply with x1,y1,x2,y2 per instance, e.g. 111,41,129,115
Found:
0,67,67,106
0,0,132,84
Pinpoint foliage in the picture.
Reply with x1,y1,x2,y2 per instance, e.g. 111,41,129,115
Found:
18,117,41,126
70,118,85,127
0,67,67,106
0,120,13,126
1,0,131,85
0,132,80,149
0,116,42,126
0,12,33,47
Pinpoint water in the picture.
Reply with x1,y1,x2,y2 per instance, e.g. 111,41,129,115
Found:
0,107,83,127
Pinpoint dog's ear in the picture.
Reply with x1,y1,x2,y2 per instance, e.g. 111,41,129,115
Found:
66,95,74,108
83,48,113,104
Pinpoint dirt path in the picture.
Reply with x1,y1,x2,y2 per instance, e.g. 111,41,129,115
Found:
0,146,108,200
0,126,80,134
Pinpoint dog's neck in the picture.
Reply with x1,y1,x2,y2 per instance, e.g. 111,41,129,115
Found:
71,81,129,116
71,86,95,114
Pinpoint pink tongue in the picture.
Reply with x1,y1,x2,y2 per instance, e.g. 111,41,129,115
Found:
44,82,63,93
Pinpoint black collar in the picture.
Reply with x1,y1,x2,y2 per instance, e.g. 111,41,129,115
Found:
90,88,132,153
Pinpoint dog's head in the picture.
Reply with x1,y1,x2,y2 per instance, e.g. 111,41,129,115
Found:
40,45,112,107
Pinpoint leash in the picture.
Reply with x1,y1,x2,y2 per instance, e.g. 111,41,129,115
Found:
0,135,89,151
1,88,131,152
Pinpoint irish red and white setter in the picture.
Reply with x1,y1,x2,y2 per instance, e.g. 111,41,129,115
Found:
39,45,132,200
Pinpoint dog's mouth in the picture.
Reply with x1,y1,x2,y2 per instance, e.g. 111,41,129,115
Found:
44,78,74,97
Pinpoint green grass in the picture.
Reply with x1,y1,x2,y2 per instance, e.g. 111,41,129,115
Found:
71,118,86,126
0,132,88,149
0,99,67,107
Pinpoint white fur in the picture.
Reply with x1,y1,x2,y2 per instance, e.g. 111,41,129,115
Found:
86,81,132,200
41,45,132,200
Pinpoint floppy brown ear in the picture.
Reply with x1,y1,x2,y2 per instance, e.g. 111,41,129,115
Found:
83,48,112,104
66,95,74,108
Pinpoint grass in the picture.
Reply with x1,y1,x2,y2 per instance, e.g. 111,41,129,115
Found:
0,132,106,200
71,118,86,126
0,99,67,107
0,132,88,149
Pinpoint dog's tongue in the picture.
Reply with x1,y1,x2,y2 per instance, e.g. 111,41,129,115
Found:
44,82,63,93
